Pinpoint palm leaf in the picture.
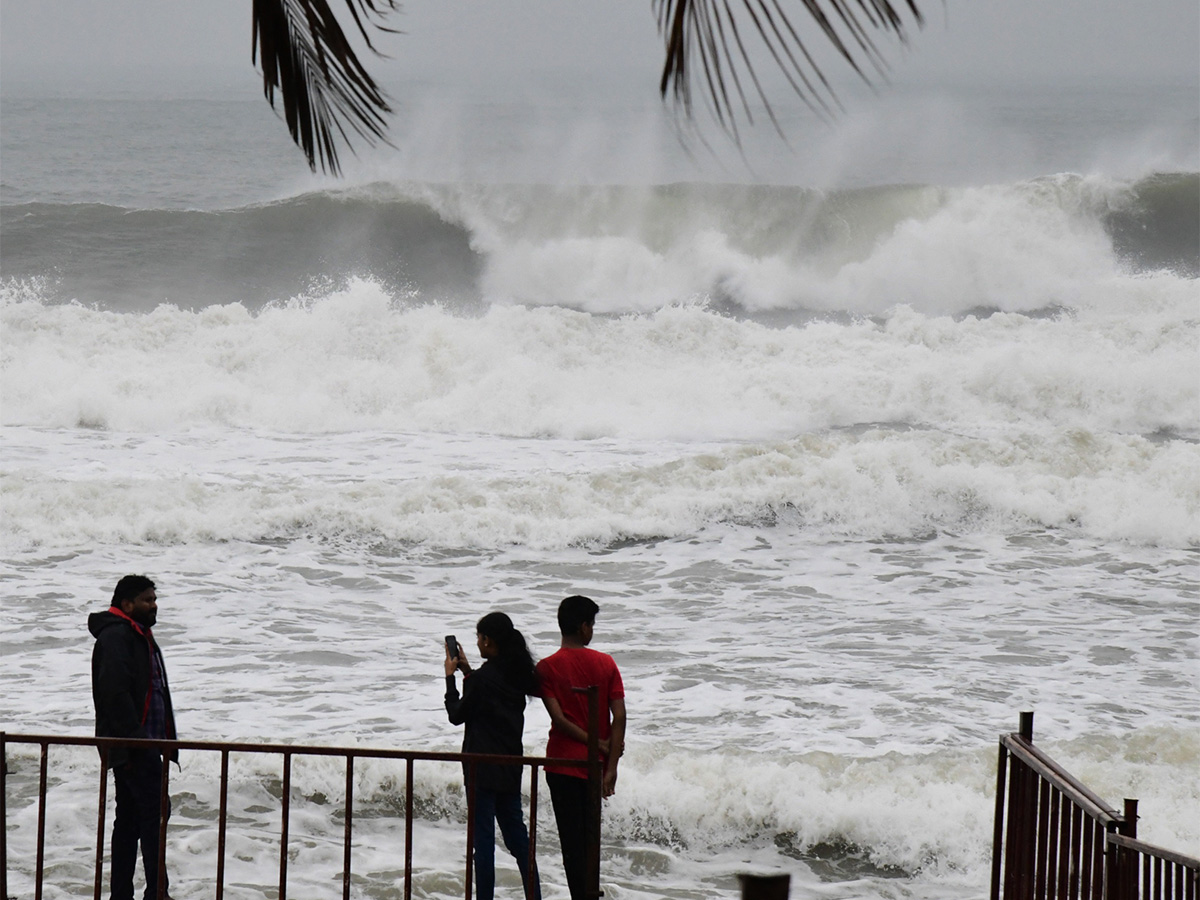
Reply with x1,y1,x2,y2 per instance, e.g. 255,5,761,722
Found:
256,0,923,174
656,0,923,134
252,0,399,175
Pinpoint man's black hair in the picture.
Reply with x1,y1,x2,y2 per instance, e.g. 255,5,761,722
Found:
112,575,156,608
557,594,599,637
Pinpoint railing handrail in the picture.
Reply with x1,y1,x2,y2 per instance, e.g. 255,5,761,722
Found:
4,692,606,900
1000,732,1125,826
1107,833,1200,871
0,731,588,771
992,712,1199,900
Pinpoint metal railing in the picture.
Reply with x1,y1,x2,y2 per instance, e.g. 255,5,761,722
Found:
2,688,604,900
1108,835,1199,900
991,712,1199,900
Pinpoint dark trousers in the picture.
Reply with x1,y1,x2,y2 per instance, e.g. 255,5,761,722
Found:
111,752,170,900
546,772,592,900
472,788,541,900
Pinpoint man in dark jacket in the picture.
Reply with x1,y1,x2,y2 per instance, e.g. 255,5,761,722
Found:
90,574,178,900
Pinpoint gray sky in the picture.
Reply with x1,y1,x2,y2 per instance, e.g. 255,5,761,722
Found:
1,0,1197,101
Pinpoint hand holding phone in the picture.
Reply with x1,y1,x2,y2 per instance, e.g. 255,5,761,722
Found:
444,634,460,676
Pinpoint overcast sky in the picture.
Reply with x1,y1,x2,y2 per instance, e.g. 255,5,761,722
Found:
1,0,1197,102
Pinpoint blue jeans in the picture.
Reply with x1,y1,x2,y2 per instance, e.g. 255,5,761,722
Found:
472,788,541,900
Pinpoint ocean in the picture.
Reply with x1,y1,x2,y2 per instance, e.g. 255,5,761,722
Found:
1,78,1198,899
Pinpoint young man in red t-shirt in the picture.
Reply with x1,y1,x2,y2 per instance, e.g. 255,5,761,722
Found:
536,595,626,900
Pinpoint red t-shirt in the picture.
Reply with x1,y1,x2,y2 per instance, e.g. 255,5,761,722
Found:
537,646,624,778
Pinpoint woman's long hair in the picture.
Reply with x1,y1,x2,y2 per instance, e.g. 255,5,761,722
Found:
477,612,539,697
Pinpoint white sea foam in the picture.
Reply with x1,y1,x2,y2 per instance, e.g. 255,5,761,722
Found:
2,426,1198,551
2,278,1195,440
2,532,1196,898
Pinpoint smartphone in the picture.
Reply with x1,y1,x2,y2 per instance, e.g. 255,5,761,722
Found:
445,635,459,661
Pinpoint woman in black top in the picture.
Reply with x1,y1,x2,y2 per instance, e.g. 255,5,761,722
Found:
445,612,542,900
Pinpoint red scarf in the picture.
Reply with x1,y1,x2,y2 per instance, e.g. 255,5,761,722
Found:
108,605,156,725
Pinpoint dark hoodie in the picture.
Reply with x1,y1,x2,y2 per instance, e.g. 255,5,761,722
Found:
89,608,178,768
445,661,528,793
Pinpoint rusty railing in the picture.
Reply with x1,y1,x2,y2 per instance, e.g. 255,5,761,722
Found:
992,711,1199,900
2,687,604,900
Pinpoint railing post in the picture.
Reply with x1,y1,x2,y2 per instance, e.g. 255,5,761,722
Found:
527,765,539,900
738,873,790,899
1019,711,1034,743
991,738,1009,900
279,751,292,900
94,748,108,900
1,733,7,900
405,757,414,900
343,754,354,900
585,685,602,900
216,749,229,900
36,741,48,900
465,760,476,900
156,747,170,900
1121,800,1138,839
1120,799,1139,900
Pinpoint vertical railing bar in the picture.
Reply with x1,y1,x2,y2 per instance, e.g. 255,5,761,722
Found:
991,740,1009,900
1026,757,1040,899
94,748,109,900
156,749,170,900
35,741,48,900
1105,826,1118,900
405,757,414,900
279,751,292,900
216,750,230,900
527,764,539,900
1035,775,1051,899
1,733,8,900
1081,810,1095,900
1045,787,1059,900
1071,803,1084,899
1086,820,1099,900
465,760,476,900
1055,795,1071,900
1003,754,1023,900
585,686,602,900
1151,854,1160,900
343,754,354,900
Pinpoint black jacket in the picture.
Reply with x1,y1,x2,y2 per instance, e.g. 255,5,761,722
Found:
445,661,528,793
89,609,178,768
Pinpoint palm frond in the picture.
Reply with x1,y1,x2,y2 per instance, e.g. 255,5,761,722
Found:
656,0,923,136
252,0,399,175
